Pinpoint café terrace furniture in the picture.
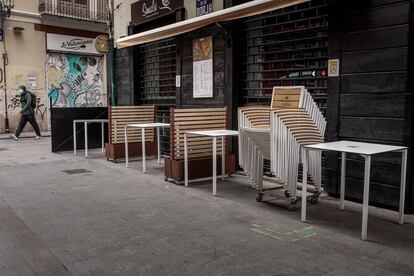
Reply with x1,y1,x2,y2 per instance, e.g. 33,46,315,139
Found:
164,107,236,184
73,119,108,158
302,141,408,241
125,123,170,173
105,105,157,162
184,130,238,196
238,86,325,210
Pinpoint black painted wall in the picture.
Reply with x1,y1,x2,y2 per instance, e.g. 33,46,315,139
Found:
326,0,413,212
51,108,108,152
114,48,134,105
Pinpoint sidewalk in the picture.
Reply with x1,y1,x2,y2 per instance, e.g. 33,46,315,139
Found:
0,137,413,275
0,131,51,140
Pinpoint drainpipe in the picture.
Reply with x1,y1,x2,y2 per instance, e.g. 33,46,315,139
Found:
2,51,9,132
110,37,116,106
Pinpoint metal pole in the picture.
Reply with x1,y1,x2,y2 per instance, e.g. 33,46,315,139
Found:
340,152,346,210
3,52,9,132
362,155,371,240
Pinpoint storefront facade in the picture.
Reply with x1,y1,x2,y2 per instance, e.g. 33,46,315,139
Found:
113,0,414,213
0,0,109,137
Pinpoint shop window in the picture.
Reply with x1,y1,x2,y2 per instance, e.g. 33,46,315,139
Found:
136,38,177,155
239,0,329,113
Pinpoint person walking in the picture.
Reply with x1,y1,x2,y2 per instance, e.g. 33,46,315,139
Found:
10,85,42,141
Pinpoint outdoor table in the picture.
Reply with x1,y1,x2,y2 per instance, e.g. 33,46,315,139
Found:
302,141,408,240
73,119,108,158
184,130,239,196
124,123,170,173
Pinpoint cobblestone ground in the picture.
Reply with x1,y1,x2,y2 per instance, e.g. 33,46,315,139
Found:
0,137,413,275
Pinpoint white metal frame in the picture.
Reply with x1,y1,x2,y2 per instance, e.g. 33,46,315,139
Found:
184,130,238,196
124,123,170,173
302,141,408,240
73,119,108,158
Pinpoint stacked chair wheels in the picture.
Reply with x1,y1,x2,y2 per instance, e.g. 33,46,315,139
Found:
238,86,326,210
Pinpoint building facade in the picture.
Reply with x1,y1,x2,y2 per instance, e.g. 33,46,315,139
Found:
112,0,414,213
0,0,109,134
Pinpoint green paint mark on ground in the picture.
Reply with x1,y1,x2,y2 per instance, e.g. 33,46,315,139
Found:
251,224,316,242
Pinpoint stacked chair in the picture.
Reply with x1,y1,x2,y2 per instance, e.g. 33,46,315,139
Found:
238,106,271,187
238,86,326,210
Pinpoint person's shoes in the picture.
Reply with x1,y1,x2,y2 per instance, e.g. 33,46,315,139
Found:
9,134,18,141
34,136,42,140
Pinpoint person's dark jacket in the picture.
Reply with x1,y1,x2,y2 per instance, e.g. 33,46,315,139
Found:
20,92,34,116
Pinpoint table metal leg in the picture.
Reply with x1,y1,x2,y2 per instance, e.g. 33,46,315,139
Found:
301,148,308,222
340,152,346,210
73,122,77,155
184,133,189,187
213,137,217,196
125,126,129,167
157,127,161,164
142,128,146,173
221,137,225,182
101,122,105,153
84,122,88,158
399,149,407,225
362,155,371,240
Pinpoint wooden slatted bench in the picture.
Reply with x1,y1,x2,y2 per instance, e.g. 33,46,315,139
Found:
165,107,236,183
105,105,158,162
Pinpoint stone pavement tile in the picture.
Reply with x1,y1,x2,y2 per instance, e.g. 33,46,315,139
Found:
1,138,414,275
0,248,34,276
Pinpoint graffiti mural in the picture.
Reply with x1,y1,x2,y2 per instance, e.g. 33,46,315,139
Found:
46,54,106,107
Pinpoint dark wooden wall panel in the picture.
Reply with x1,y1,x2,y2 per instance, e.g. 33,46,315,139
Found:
341,72,407,93
340,94,406,118
342,25,408,51
327,0,412,212
339,117,405,142
343,2,409,32
342,47,408,74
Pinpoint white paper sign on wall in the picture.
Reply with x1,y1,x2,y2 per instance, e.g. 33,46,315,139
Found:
193,36,213,98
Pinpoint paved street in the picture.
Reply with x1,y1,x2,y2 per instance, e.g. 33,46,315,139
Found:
0,138,413,275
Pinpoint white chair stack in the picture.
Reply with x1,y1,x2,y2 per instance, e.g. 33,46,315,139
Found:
270,86,326,199
238,86,326,203
238,106,271,187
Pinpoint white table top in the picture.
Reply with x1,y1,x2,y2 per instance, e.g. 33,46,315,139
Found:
187,130,239,137
74,119,109,123
126,123,170,128
304,141,407,155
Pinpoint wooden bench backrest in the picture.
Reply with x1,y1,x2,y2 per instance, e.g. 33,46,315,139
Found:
171,107,228,160
109,105,155,144
271,87,302,109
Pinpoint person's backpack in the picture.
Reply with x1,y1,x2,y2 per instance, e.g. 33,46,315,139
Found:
27,91,37,109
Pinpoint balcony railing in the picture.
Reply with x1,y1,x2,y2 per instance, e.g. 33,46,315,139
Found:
39,0,109,23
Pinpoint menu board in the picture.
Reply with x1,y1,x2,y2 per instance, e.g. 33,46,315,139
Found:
193,36,213,98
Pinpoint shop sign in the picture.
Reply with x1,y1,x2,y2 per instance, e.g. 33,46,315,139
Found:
46,33,99,55
328,59,340,77
131,0,184,24
193,36,213,98
196,0,213,17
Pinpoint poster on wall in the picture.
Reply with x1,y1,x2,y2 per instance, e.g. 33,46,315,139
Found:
328,59,340,77
193,36,213,98
46,53,106,108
